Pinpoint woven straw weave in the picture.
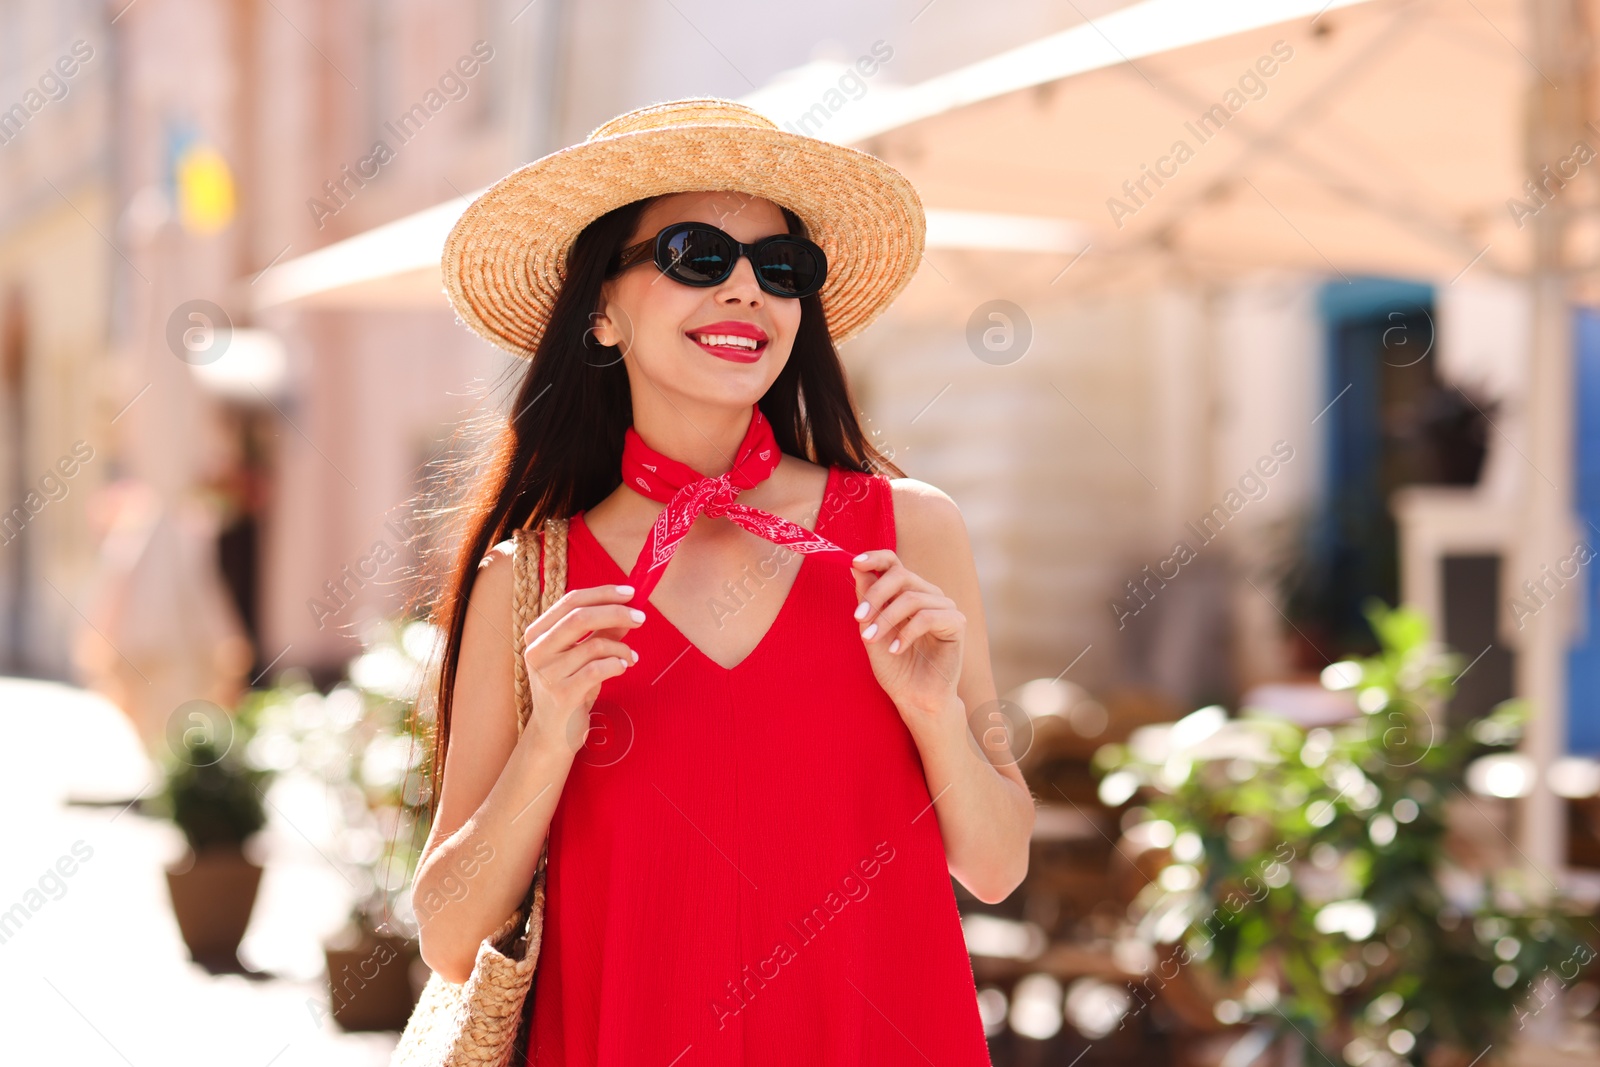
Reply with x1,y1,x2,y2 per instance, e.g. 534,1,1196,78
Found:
391,518,569,1067
439,97,926,359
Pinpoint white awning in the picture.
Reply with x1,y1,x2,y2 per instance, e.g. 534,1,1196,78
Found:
251,195,474,310
242,0,1591,877
250,201,1092,311
249,0,1376,314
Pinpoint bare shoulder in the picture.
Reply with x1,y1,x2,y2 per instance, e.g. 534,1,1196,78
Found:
459,534,522,715
887,477,972,582
888,477,967,541
886,477,998,714
484,536,517,567
473,538,517,612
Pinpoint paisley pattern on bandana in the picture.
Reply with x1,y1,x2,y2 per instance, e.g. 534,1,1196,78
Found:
618,405,851,602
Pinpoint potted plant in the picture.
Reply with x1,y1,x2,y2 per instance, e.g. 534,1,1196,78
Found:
245,616,439,1030
150,701,273,971
1094,602,1590,1066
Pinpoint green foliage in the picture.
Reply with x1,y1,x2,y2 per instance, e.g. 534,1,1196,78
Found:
151,711,272,853
1095,601,1591,1066
243,617,439,940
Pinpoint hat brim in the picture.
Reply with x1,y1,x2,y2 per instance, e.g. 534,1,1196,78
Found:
441,124,926,357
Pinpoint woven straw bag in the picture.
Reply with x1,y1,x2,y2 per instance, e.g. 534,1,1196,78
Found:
391,517,570,1067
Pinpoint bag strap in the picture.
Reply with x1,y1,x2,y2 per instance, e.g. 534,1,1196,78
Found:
512,516,569,731
507,516,568,951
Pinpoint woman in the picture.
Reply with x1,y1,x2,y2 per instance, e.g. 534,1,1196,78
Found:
411,98,1035,1065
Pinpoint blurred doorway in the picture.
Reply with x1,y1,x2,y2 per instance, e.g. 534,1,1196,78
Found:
1568,309,1600,754
1299,279,1496,674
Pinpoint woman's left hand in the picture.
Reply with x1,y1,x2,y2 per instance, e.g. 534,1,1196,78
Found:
850,549,965,727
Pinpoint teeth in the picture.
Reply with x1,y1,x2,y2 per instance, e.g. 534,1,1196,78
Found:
694,333,760,350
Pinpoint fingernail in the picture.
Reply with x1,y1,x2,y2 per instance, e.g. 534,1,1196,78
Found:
853,552,868,563
854,600,870,620
889,638,901,654
617,657,630,668
629,608,646,622
862,622,878,640
615,584,634,596
630,648,639,663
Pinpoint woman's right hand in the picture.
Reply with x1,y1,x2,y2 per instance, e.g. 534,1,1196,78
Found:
521,583,644,755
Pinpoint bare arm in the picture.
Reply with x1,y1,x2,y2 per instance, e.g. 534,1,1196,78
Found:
411,542,642,982
853,480,1035,904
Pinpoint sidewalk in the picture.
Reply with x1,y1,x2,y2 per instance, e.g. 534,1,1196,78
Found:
0,677,400,1066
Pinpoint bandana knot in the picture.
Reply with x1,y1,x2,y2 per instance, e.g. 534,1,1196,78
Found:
614,404,854,603
701,476,741,518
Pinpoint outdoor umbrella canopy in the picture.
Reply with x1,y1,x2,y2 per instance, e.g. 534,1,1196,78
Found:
850,0,1582,293
846,0,1591,881
246,0,1593,872
252,0,1593,311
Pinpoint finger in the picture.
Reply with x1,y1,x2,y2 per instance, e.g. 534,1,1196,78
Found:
538,601,647,652
886,608,965,653
850,551,899,602
540,637,638,680
850,549,898,575
853,564,907,621
524,584,638,644
524,584,637,643
576,654,632,689
543,655,632,721
862,590,948,643
528,646,633,716
851,550,937,593
856,565,944,624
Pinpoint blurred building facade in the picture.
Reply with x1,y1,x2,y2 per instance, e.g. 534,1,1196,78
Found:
0,0,112,680
0,0,1589,815
8,0,1600,1060
5,0,1193,717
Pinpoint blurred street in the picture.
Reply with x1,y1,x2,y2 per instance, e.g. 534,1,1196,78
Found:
7,0,1600,1061
0,676,396,1065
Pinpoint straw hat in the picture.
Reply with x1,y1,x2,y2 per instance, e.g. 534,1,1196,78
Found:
441,97,925,358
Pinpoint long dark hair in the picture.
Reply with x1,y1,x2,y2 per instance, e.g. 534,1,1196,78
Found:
410,195,903,828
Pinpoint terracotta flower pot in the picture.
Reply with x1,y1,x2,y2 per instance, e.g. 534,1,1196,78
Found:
164,844,264,967
324,931,421,1031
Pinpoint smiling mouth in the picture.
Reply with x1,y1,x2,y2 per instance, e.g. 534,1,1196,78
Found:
688,332,767,360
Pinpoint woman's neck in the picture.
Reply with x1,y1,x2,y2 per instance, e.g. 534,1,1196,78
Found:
628,399,755,480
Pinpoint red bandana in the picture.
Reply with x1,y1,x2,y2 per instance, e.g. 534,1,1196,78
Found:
618,405,851,602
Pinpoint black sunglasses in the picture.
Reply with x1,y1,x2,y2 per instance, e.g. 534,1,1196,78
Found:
607,221,828,299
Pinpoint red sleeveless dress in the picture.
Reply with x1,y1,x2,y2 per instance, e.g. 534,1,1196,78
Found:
527,465,991,1065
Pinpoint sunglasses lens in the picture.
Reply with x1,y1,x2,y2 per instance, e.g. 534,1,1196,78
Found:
754,241,822,296
654,225,825,297
661,226,735,284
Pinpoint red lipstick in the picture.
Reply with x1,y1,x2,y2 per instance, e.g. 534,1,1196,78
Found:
686,320,769,363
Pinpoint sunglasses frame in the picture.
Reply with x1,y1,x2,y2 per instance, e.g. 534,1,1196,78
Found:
608,221,828,299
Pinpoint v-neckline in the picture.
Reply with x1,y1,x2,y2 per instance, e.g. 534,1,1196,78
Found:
571,465,841,674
